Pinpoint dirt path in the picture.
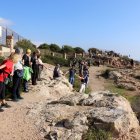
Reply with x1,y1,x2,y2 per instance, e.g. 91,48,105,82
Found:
89,66,107,92
0,85,45,140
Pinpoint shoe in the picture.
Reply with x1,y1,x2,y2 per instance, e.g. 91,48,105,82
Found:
24,90,29,93
1,103,11,108
0,108,4,112
12,99,19,102
18,97,24,100
32,83,37,85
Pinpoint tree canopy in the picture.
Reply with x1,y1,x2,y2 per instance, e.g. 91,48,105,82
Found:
61,45,75,54
14,39,36,52
38,43,50,49
49,44,61,52
74,47,85,53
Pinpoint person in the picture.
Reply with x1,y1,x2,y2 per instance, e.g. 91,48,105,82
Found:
130,59,134,67
37,55,47,81
65,65,76,86
0,53,19,111
79,68,89,93
22,49,31,92
53,64,61,79
31,52,38,85
12,48,24,102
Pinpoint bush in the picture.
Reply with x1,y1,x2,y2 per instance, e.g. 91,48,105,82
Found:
42,55,69,66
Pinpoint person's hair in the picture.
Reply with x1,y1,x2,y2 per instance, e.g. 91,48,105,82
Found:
15,47,23,55
37,54,41,58
26,49,31,54
9,53,19,64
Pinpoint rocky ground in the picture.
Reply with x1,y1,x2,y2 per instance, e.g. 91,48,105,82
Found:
0,65,139,140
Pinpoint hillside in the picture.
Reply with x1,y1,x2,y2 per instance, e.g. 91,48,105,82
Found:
0,64,139,140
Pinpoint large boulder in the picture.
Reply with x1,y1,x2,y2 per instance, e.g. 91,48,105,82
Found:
28,91,140,140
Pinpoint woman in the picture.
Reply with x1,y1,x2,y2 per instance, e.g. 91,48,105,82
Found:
22,49,31,92
12,48,24,101
0,53,19,111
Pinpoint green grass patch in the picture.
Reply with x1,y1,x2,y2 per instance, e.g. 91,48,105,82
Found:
106,81,139,104
82,129,112,140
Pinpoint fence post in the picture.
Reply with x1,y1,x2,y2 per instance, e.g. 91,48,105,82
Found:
63,53,67,59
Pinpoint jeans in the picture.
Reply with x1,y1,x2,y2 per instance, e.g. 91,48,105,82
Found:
79,83,86,93
69,77,75,85
23,79,28,91
0,82,5,99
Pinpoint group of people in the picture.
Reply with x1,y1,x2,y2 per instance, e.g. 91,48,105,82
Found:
0,48,45,112
65,60,89,93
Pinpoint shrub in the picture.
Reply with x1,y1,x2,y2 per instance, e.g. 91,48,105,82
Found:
42,55,69,66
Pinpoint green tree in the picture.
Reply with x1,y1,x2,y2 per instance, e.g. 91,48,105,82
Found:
74,47,85,53
61,45,75,54
38,43,50,49
14,39,36,52
49,44,61,52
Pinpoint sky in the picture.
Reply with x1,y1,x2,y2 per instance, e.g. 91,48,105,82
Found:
0,0,140,60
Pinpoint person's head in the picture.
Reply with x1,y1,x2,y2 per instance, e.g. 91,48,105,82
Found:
9,53,19,64
37,54,41,59
26,49,31,55
71,65,74,69
36,49,41,56
56,64,60,68
15,47,23,58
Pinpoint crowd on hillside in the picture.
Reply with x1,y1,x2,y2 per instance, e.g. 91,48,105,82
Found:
0,48,47,112
0,48,90,112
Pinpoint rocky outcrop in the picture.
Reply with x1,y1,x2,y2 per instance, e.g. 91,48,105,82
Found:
107,69,140,91
28,90,140,140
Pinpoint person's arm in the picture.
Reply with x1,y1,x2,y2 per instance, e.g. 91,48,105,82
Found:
0,64,6,69
11,65,14,76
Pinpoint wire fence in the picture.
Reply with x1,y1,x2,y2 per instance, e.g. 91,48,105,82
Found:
0,26,24,46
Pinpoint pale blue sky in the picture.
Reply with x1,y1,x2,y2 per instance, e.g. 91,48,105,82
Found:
0,0,140,60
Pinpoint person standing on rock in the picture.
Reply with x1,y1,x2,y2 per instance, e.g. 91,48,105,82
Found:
31,52,38,85
12,48,24,102
22,49,32,92
79,67,89,93
65,65,76,86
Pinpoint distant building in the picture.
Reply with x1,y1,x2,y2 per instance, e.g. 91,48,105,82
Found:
0,26,24,56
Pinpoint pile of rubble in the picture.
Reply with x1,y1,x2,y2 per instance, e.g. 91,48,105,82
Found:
89,48,139,68
107,68,140,91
